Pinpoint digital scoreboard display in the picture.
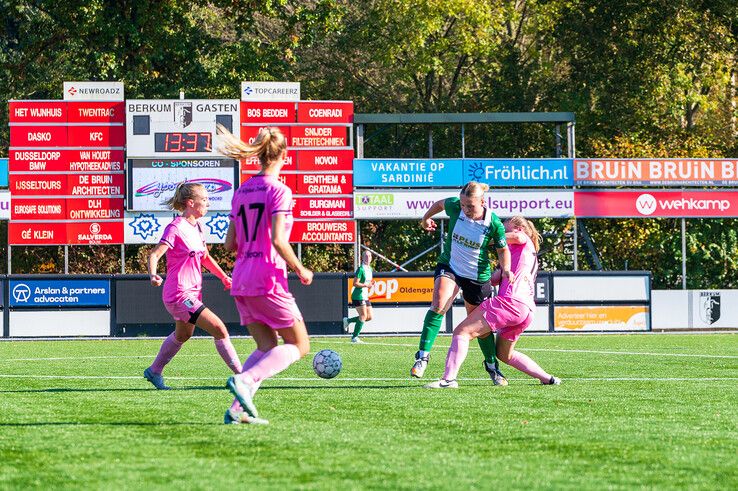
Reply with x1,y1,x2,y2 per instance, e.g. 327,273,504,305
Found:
126,99,239,158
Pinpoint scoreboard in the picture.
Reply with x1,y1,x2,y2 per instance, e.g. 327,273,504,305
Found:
126,100,239,158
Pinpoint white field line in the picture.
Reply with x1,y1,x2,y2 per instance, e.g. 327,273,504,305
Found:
0,374,737,382
311,340,738,359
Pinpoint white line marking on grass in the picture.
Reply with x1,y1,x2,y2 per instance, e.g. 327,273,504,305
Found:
312,340,738,359
0,374,737,382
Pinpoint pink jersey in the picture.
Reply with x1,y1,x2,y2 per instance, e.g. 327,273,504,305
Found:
497,235,538,311
230,175,294,296
159,216,207,303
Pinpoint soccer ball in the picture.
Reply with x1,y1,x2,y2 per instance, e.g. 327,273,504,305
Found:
312,349,342,379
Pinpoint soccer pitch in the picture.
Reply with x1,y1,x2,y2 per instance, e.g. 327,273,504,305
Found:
0,334,736,489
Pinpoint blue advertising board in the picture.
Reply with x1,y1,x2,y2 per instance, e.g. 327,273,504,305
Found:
353,158,573,187
9,279,111,308
353,159,463,187
0,158,8,187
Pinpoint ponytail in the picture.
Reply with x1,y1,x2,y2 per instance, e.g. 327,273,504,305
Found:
217,124,287,167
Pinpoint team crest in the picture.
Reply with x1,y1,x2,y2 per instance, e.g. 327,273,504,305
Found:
174,102,193,128
699,292,721,325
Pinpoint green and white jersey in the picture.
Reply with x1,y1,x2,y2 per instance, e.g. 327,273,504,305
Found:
437,197,507,282
351,264,373,301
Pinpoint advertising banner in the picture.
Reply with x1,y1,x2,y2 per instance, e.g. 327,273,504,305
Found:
9,279,111,307
241,172,298,191
0,158,7,187
66,221,124,245
240,151,297,171
241,81,300,102
240,125,292,145
66,125,126,147
353,159,463,187
8,222,67,245
68,173,125,197
0,190,10,220
296,173,352,194
575,190,738,218
290,220,356,243
63,81,124,101
66,198,124,220
352,190,574,219
289,125,347,147
575,159,738,186
8,101,67,123
125,211,231,244
346,276,435,304
10,125,67,147
10,175,66,196
9,149,67,172
297,101,354,124
240,101,296,123
463,159,573,187
66,102,125,123
12,198,66,220
128,158,237,211
297,149,354,171
553,305,649,331
293,197,352,219
67,150,125,172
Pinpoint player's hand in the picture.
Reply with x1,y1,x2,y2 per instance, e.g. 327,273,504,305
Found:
298,267,313,285
421,217,437,232
221,276,232,290
501,270,515,283
150,274,163,287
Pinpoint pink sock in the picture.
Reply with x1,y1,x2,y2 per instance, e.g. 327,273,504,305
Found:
240,344,301,385
505,351,551,383
230,349,266,412
442,335,470,381
150,333,184,374
214,338,242,374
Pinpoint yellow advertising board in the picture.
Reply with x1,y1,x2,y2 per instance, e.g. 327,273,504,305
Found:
347,276,435,304
554,305,649,331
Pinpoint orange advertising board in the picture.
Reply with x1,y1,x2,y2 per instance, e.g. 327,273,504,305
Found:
347,276,435,304
553,305,649,331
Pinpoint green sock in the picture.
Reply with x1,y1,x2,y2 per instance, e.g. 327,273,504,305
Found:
352,320,365,338
418,310,444,352
477,334,498,366
347,316,360,325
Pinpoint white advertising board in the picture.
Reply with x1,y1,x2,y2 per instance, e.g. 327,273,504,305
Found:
127,158,237,211
553,275,650,302
63,81,124,101
126,99,239,158
241,81,300,101
690,290,738,329
352,190,574,219
125,211,230,244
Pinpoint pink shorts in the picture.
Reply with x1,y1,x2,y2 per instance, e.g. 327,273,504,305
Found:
164,296,205,324
233,292,303,329
480,296,533,342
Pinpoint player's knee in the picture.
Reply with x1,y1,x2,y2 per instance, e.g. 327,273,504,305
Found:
497,350,512,364
175,332,191,343
366,314,373,321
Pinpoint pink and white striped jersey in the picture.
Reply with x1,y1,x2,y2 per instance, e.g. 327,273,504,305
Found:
159,216,207,304
229,175,294,296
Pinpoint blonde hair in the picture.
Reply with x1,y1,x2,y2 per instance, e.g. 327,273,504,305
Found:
163,181,205,212
361,250,372,265
217,124,287,166
506,215,542,252
460,181,489,200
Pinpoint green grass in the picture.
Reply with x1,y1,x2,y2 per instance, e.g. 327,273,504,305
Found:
0,333,736,490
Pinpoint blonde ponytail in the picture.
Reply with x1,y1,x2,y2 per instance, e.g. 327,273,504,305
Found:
217,124,287,167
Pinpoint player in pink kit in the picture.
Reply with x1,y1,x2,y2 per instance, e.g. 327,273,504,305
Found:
426,216,561,388
144,182,242,390
218,125,313,425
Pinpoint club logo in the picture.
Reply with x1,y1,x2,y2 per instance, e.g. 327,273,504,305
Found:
89,222,101,234
205,213,230,240
174,102,193,128
635,193,657,215
12,283,31,303
699,291,721,325
465,160,485,181
243,86,253,96
67,86,77,96
129,213,162,240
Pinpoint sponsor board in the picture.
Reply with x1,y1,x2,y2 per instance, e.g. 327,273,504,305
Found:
8,149,124,173
290,220,355,243
12,198,66,220
240,101,296,122
8,221,68,245
575,159,738,186
290,125,348,147
10,175,67,196
352,190,574,219
68,173,125,196
63,81,124,101
128,158,237,211
240,125,292,146
354,159,463,187
297,101,354,124
688,290,738,329
293,197,352,219
0,190,10,220
297,149,354,171
66,221,124,245
346,276,435,303
66,102,125,123
66,125,125,147
296,173,352,194
240,151,297,171
66,198,124,220
9,279,111,307
463,159,572,187
8,101,67,123
575,190,738,218
10,125,67,147
553,305,649,331
240,172,298,191
125,211,231,244
241,81,300,102
8,220,124,245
